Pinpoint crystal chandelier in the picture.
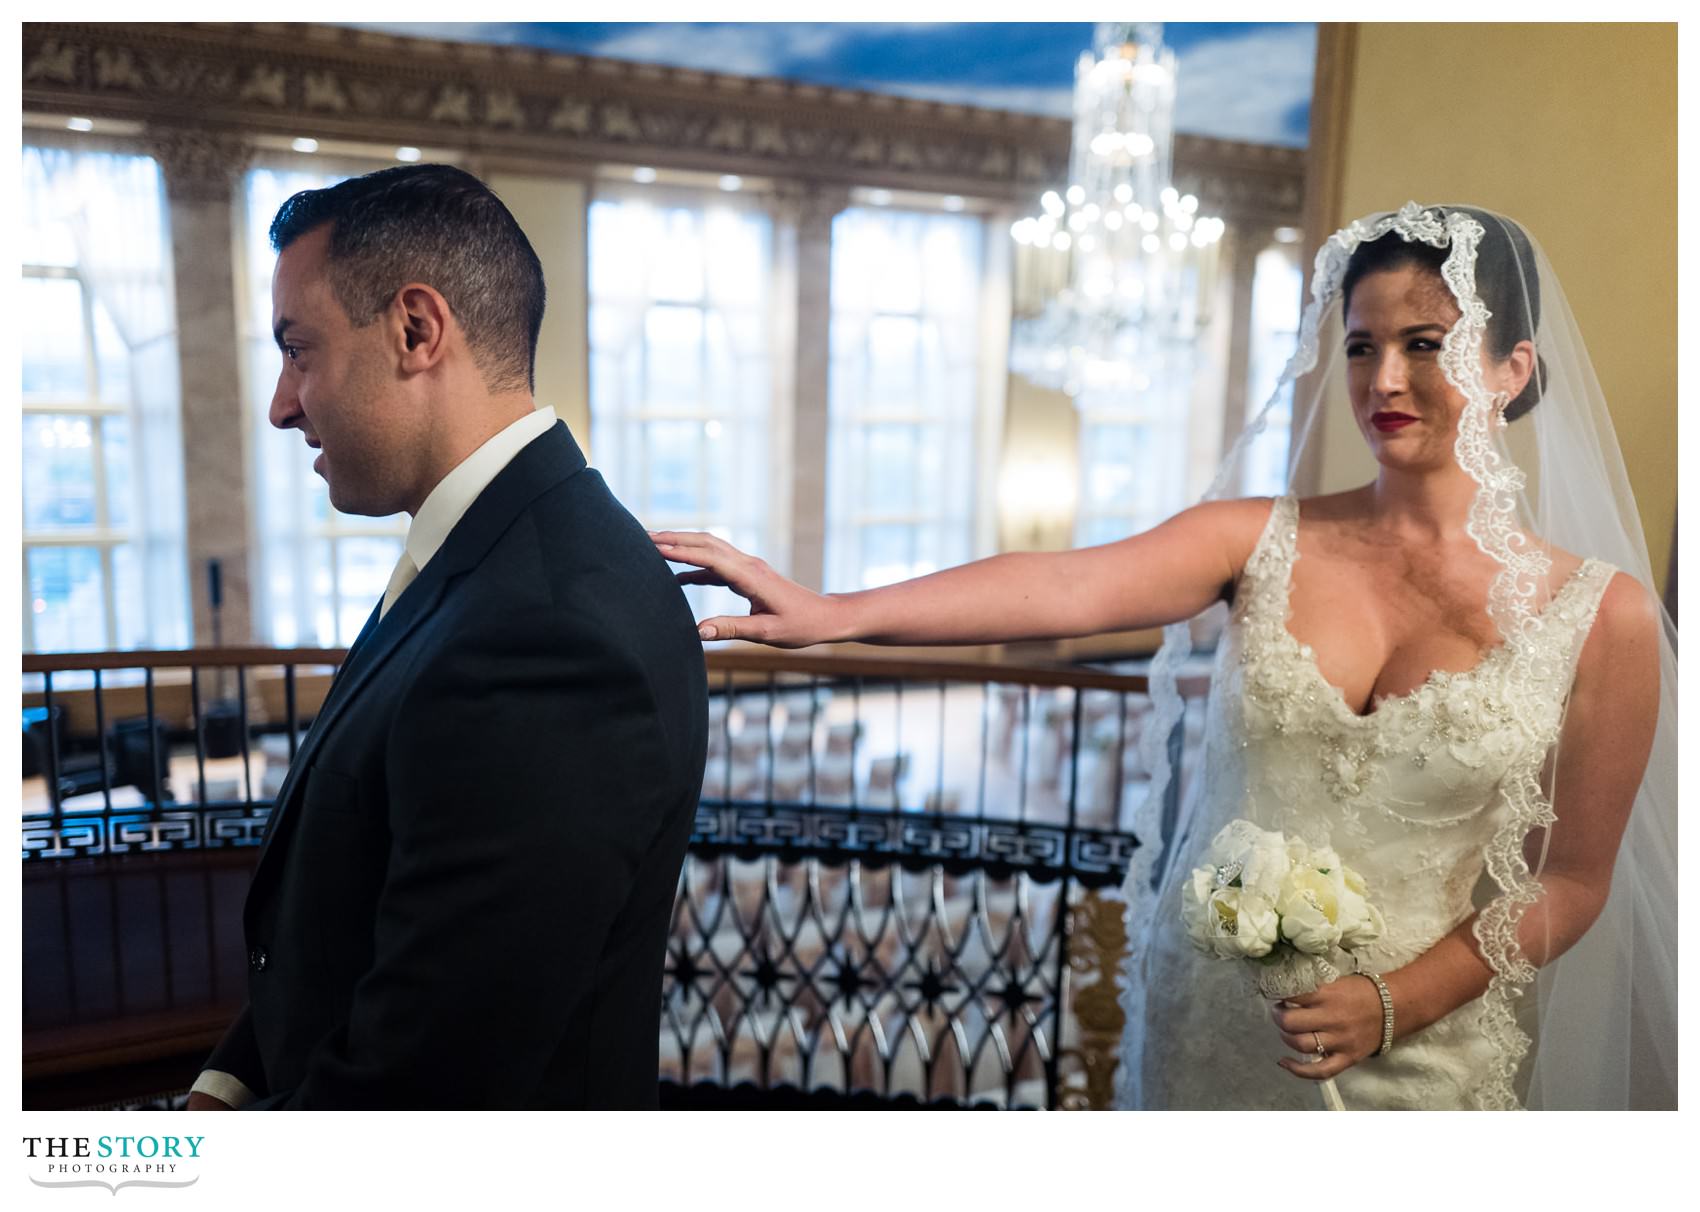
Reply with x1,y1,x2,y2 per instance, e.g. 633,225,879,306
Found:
1009,23,1225,400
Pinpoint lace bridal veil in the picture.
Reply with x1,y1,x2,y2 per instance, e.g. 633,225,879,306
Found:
1115,203,1678,1110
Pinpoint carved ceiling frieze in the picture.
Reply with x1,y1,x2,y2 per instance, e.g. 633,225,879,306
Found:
23,22,1303,221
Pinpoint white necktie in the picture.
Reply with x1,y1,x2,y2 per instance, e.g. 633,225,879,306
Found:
381,551,419,618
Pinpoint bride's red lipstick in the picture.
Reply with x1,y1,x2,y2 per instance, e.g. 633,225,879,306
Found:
1371,411,1418,433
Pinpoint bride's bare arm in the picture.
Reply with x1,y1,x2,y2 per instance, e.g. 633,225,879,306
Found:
651,498,1271,648
1272,572,1662,1076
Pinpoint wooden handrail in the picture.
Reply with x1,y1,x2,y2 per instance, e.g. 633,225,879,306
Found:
705,647,1198,694
23,648,347,673
24,644,1211,696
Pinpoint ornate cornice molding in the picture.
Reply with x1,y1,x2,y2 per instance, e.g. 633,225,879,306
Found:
1171,134,1307,227
23,22,1302,220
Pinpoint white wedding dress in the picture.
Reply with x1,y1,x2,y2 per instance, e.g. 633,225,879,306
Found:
1131,495,1616,1110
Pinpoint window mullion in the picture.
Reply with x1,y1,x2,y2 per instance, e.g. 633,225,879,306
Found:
21,529,128,546
696,297,710,524
89,415,111,537
328,537,343,644
100,543,117,652
81,265,116,642
22,548,37,654
637,303,652,520
77,267,101,405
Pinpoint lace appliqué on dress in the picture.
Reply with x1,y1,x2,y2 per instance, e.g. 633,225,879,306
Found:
1219,495,1616,1108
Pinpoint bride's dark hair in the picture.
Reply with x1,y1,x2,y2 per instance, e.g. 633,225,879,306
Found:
1340,207,1546,421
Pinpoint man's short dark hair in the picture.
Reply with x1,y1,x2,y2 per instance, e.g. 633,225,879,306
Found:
269,163,546,394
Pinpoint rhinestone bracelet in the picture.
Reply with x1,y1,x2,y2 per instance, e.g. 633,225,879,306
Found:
1359,971,1395,1056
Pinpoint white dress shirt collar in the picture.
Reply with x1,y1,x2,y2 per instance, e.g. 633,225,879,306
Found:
404,407,557,573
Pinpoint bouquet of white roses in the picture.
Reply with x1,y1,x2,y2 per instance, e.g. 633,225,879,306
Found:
1179,819,1386,1109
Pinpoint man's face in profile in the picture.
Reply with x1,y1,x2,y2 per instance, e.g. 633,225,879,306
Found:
268,224,415,517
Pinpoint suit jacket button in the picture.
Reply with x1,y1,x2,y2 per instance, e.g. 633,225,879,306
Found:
250,947,269,973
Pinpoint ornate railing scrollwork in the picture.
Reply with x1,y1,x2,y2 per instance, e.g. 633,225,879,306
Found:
1058,889,1131,1110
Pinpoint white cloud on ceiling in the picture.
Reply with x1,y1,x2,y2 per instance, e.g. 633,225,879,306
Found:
352,21,539,45
343,21,1314,145
1172,23,1316,145
888,25,1317,144
587,22,855,77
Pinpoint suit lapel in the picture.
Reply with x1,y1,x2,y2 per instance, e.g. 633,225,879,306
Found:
251,602,376,851
249,421,587,900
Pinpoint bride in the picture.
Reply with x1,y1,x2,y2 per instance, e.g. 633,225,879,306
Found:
651,204,1676,1110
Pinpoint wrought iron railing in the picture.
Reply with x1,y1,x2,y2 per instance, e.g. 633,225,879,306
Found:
22,648,344,860
21,646,1207,1110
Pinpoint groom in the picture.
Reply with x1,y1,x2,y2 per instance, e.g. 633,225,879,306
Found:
187,164,707,1109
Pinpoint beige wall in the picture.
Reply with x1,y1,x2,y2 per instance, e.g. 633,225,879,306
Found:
488,174,592,448
1316,22,1677,592
998,375,1080,551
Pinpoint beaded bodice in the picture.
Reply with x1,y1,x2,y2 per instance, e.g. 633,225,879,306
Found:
1129,495,1615,1109
1215,494,1613,962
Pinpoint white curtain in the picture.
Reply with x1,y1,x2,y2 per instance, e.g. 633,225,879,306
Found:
587,182,780,621
23,144,189,649
825,206,984,591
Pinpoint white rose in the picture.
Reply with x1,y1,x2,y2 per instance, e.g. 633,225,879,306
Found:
1207,888,1280,959
1181,865,1218,953
1239,832,1294,902
1360,903,1388,947
1276,868,1345,954
1205,819,1267,861
1336,865,1384,949
1202,821,1293,902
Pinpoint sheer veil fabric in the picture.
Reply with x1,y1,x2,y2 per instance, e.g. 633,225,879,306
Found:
1116,203,1677,1109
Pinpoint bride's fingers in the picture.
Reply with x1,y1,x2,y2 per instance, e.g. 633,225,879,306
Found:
651,534,727,563
1276,1052,1351,1081
696,614,777,643
1268,1003,1326,1034
654,538,757,584
652,539,713,565
1277,1030,1329,1055
651,530,742,559
648,530,712,547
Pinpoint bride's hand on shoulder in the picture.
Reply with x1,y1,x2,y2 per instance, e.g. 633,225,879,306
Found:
651,531,846,649
1268,974,1386,1081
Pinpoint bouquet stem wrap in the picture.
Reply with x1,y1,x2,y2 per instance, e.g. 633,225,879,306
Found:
1256,952,1347,1112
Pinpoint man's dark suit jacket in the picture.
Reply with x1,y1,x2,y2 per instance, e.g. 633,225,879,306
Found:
204,421,707,1108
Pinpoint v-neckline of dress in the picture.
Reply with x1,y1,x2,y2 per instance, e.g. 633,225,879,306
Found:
1267,498,1595,723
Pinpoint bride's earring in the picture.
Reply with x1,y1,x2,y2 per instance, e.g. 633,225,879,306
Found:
1490,391,1511,429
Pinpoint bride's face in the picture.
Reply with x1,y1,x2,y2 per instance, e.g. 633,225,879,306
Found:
1343,265,1534,473
1343,265,1468,472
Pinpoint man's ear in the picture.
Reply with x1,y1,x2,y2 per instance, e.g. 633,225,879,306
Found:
393,283,452,374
